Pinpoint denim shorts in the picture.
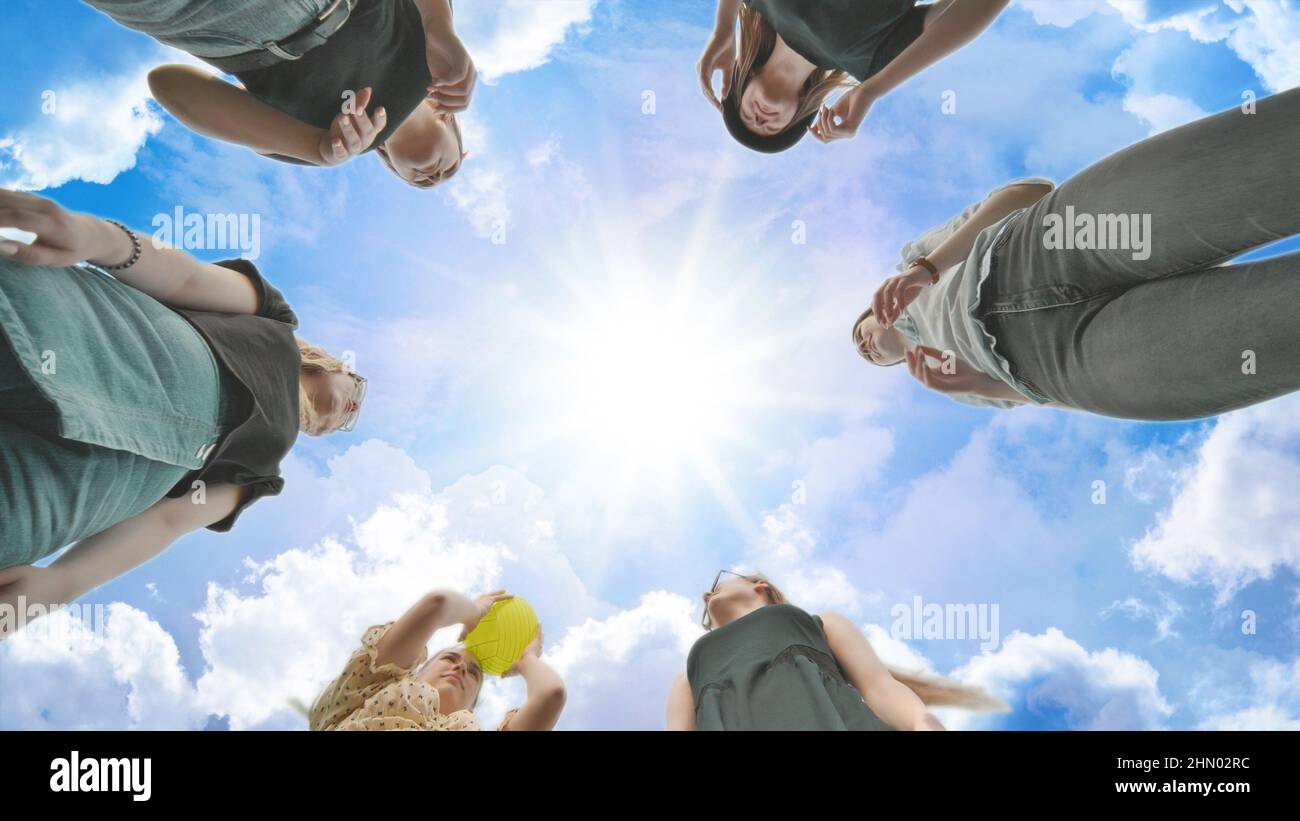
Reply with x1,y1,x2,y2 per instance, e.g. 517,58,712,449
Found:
83,0,335,58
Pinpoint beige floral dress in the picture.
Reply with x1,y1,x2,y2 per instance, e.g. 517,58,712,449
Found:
309,622,516,731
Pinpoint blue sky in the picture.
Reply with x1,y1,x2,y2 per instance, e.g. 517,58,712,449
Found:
2,0,1299,730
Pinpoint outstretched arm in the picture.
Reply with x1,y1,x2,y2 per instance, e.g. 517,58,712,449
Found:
666,672,698,730
500,632,566,731
872,181,1053,328
413,0,477,112
863,0,1008,101
822,612,945,730
0,485,244,639
0,189,261,314
812,0,1008,142
373,589,511,669
147,65,329,164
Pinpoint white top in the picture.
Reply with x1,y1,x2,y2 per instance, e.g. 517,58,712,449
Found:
893,177,1057,410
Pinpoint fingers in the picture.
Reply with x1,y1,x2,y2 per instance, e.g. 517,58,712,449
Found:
720,65,733,100
883,277,904,326
697,64,721,110
0,205,55,236
871,281,889,329
0,239,66,267
336,114,362,154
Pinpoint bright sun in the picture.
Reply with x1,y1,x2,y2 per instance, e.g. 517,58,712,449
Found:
514,247,780,524
562,303,743,463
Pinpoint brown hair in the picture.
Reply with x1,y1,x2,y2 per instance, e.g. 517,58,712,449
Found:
715,573,1007,712
296,337,361,436
729,5,853,137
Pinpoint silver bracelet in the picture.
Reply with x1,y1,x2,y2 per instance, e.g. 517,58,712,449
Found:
96,220,141,271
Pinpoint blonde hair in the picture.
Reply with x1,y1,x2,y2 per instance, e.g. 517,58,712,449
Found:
296,337,360,436
730,5,853,134
721,573,1007,712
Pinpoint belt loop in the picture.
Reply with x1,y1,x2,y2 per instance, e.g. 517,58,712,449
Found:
262,40,303,61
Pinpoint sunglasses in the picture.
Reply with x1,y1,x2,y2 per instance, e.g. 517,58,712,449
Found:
701,569,747,628
338,374,368,433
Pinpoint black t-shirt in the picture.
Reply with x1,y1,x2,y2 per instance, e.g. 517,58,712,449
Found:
166,260,301,532
744,0,927,81
236,0,432,165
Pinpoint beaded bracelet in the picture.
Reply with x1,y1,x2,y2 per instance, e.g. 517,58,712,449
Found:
96,220,142,271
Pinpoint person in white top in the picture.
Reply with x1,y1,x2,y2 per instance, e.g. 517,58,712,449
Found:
853,88,1300,421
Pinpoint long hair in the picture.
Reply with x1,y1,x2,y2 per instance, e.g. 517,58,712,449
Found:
729,5,852,136
716,573,1007,712
296,337,359,436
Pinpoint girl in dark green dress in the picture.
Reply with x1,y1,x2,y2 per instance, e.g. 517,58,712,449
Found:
667,572,1005,730
697,0,1009,152
0,188,366,639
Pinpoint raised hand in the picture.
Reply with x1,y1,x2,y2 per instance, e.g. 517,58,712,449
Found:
809,85,874,143
697,28,737,111
318,87,388,166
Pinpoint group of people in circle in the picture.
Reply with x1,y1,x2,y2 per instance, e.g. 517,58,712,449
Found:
1,0,1297,730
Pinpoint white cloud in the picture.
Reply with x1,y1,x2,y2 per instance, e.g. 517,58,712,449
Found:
747,505,863,614
1121,92,1208,133
1130,400,1300,602
457,0,598,82
1100,594,1184,640
1197,656,1300,729
539,590,701,730
0,65,162,191
1020,0,1300,92
447,167,511,238
1016,0,1113,27
0,604,204,730
949,627,1175,729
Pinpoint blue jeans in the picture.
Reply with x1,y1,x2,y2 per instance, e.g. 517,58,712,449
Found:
83,0,335,58
980,87,1300,421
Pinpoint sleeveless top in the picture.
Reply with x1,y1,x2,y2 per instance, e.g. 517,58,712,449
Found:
236,0,432,165
742,0,927,82
687,603,893,730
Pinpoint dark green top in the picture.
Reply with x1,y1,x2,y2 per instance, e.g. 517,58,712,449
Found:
743,0,927,81
687,604,894,730
237,0,432,165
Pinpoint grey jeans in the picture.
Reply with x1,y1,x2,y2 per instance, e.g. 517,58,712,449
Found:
981,86,1300,421
83,0,334,58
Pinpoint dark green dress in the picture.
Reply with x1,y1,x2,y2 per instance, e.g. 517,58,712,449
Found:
687,604,894,730
743,0,928,81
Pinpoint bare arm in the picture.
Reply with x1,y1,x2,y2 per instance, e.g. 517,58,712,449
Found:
859,0,1009,102
872,182,1052,327
500,651,566,731
0,486,243,639
57,484,244,597
0,189,263,314
373,590,492,669
712,0,744,30
148,65,326,164
822,612,945,730
0,483,243,640
666,672,697,730
83,214,262,314
920,182,1051,274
